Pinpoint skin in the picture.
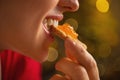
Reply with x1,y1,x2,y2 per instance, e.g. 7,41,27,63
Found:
0,0,59,62
50,38,100,80
0,0,100,80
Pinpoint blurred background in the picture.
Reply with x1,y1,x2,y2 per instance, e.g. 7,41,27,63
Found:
42,0,120,80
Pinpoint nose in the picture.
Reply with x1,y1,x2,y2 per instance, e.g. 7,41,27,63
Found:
58,0,79,12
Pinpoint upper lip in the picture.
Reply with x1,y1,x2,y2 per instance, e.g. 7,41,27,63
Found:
42,14,63,35
45,14,63,21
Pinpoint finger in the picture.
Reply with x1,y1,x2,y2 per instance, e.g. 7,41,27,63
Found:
65,39,87,63
65,49,78,63
55,58,89,80
76,39,87,50
65,38,100,80
50,74,67,80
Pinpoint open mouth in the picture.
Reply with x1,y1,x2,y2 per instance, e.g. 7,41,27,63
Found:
43,17,78,40
43,18,59,31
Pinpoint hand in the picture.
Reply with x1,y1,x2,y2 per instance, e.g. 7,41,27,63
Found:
50,38,100,80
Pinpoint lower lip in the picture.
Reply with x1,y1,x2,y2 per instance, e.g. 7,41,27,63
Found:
42,23,54,42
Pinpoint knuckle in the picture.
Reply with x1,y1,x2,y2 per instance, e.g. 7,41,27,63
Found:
88,58,97,69
79,48,84,53
72,65,89,80
55,58,71,69
73,65,86,74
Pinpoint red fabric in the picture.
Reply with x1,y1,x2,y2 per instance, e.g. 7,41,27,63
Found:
0,50,42,80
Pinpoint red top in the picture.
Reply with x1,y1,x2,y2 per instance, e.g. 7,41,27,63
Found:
0,50,42,80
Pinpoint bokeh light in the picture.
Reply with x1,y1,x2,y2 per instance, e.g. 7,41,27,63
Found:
96,0,109,13
47,47,58,62
65,18,78,31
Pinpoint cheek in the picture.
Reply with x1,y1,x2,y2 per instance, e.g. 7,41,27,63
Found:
38,0,59,14
41,0,59,8
18,26,50,61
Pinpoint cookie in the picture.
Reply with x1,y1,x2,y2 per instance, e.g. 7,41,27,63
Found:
50,23,78,40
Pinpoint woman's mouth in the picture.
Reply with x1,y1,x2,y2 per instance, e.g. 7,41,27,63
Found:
42,18,59,35
42,14,63,40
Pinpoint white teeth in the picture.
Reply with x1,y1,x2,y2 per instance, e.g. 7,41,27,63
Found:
47,19,53,26
46,19,59,28
54,20,58,27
